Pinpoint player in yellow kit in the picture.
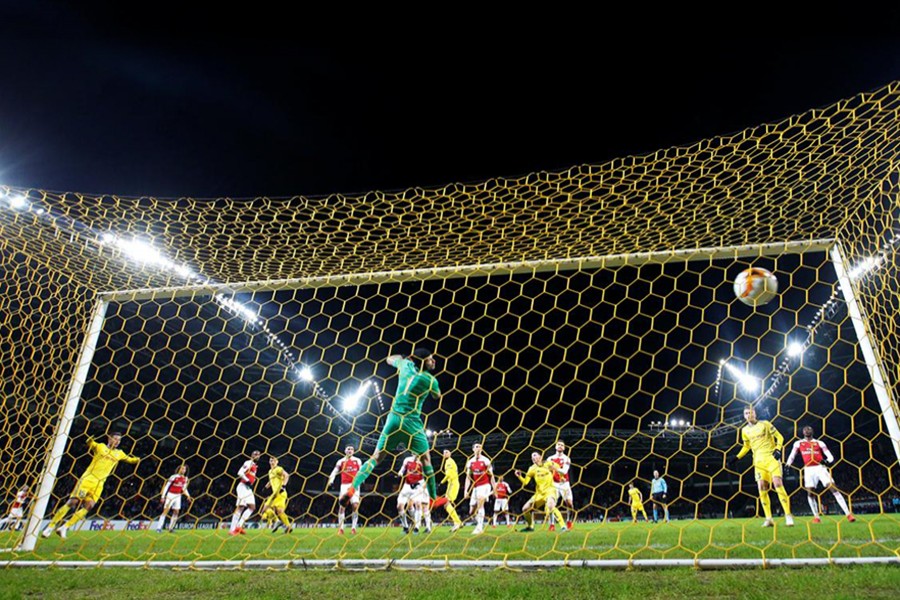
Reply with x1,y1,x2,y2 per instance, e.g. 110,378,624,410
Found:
42,432,140,540
627,482,649,522
261,456,292,533
729,405,794,527
515,451,567,533
439,449,463,531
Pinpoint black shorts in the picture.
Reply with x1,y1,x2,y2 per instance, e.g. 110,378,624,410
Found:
651,492,667,503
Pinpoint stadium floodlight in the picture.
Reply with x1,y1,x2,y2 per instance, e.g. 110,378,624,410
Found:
848,256,882,281
215,294,259,324
7,194,27,209
296,366,314,382
724,362,760,393
787,341,805,357
426,429,434,438
342,381,372,412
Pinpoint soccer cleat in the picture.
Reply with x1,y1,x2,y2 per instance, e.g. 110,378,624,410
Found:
425,527,432,534
847,514,857,523
785,515,795,527
237,526,247,535
450,523,461,532
229,529,240,536
56,526,68,540
402,526,410,535
519,527,535,533
472,525,483,535
430,496,448,510
41,526,54,538
156,528,163,533
351,527,356,535
338,486,356,508
548,524,556,532
491,524,497,528
285,527,293,534
338,528,344,535
559,525,569,534
413,527,420,535
812,516,821,524
566,521,573,530
761,519,774,527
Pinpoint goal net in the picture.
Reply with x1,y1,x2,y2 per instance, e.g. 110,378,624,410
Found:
2,82,899,569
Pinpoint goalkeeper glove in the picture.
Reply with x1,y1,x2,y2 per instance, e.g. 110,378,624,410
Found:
773,449,782,461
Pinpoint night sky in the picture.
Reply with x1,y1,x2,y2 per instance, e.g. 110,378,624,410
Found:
1,17,900,198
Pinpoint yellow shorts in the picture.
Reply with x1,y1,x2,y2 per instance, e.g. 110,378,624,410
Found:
631,502,645,512
531,491,554,508
446,481,460,502
754,455,783,483
73,477,103,503
267,490,288,510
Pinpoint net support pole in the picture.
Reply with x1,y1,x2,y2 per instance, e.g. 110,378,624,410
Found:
17,298,109,552
830,243,900,464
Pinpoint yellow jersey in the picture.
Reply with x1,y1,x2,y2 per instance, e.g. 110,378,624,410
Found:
738,420,784,464
441,457,459,484
628,487,643,505
268,466,288,494
81,438,139,483
518,462,558,497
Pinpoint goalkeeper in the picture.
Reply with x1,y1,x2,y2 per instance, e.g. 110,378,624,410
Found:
340,348,446,509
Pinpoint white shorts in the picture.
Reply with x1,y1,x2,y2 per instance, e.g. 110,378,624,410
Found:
804,465,833,489
493,498,509,512
398,482,425,505
469,483,492,507
555,481,573,503
163,492,183,511
340,483,360,506
8,507,23,519
236,482,255,507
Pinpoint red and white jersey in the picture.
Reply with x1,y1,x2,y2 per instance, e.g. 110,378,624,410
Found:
495,481,511,499
466,455,493,487
11,490,27,510
238,459,258,484
400,457,424,485
787,439,834,467
163,474,188,496
336,457,362,484
549,452,571,483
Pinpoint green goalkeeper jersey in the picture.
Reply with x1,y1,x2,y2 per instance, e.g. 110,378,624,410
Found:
391,358,441,416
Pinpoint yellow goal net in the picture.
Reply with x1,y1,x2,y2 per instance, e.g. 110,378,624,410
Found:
1,82,899,568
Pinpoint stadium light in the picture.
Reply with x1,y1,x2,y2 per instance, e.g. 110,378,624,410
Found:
787,341,805,357
296,366,314,382
342,381,372,412
426,429,434,438
724,362,760,393
7,194,27,209
848,256,882,281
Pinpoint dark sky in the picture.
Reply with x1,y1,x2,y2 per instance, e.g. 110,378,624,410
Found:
2,11,900,198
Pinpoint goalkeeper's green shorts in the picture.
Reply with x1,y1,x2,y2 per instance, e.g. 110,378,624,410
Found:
375,412,429,455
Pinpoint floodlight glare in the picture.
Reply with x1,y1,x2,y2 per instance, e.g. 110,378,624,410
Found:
787,342,804,357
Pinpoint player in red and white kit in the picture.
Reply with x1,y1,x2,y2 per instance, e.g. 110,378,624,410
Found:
397,455,431,533
463,443,496,535
230,450,260,535
491,476,513,527
0,486,29,531
156,465,192,533
549,441,575,529
785,426,855,523
328,445,362,534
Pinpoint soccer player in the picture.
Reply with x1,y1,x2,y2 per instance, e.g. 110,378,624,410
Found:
340,348,446,511
627,482,649,523
0,486,29,531
42,432,140,540
491,475,512,527
327,445,362,534
728,405,794,527
397,454,429,533
156,464,191,533
549,441,575,529
261,456,293,533
785,426,855,523
515,451,567,533
229,450,260,535
439,449,463,532
463,442,496,535
650,470,669,523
